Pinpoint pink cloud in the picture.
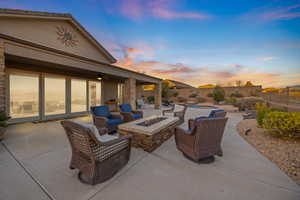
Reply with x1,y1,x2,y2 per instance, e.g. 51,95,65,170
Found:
151,63,196,74
243,3,300,22
120,0,144,20
257,56,278,61
104,0,210,20
260,3,300,20
113,43,299,88
151,7,209,19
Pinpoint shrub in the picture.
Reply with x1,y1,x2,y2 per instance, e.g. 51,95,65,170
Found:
255,103,272,127
196,96,206,103
263,111,300,139
207,93,213,98
230,92,244,98
235,97,264,111
212,86,225,103
172,91,179,97
189,93,198,98
225,97,237,105
147,96,155,104
177,96,187,103
0,112,10,127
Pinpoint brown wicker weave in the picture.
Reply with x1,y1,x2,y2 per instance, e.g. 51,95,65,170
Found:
175,117,228,163
61,120,131,185
163,104,187,125
120,110,143,122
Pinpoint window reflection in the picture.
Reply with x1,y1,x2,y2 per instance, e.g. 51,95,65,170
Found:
10,74,39,118
71,79,87,112
45,77,65,115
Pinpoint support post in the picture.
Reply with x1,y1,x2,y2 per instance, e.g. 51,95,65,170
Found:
155,81,162,109
124,78,136,110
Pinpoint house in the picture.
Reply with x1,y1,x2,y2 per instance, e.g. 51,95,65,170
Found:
0,8,162,123
166,79,194,89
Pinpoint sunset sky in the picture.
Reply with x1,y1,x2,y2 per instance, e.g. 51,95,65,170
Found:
1,0,300,87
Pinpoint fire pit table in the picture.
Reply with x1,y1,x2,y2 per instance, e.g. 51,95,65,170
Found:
118,115,180,152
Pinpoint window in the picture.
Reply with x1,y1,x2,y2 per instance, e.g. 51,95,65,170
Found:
71,79,87,112
45,77,66,115
9,74,39,118
89,81,101,107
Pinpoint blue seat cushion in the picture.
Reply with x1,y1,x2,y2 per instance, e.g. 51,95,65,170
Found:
133,114,142,119
92,106,111,118
107,118,123,125
208,109,225,118
120,104,132,113
195,116,208,121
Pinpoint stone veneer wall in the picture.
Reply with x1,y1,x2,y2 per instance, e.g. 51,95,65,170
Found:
124,78,136,110
0,39,5,112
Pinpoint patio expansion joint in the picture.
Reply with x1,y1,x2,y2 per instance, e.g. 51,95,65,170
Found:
87,150,151,200
1,142,57,200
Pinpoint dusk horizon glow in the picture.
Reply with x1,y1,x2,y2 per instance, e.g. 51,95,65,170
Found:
1,0,300,88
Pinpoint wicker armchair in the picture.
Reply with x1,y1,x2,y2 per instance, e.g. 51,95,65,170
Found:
91,105,124,133
188,110,227,129
162,104,175,115
61,120,131,185
175,117,228,163
119,104,143,122
163,104,187,124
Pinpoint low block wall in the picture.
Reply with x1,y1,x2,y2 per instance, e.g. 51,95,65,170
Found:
176,86,262,99
141,86,262,103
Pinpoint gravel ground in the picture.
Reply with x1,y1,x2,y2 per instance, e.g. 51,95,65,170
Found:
237,119,300,185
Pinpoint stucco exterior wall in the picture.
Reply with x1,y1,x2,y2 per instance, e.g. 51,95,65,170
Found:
0,39,5,112
0,17,110,64
102,80,118,103
4,41,160,84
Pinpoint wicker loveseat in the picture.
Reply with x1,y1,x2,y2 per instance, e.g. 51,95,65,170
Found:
91,105,124,133
175,116,228,163
119,104,143,122
61,120,131,185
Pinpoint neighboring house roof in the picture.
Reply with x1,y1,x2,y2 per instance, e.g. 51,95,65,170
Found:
288,85,300,89
167,79,194,89
0,8,117,63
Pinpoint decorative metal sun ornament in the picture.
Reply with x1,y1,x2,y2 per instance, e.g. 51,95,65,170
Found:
56,26,78,47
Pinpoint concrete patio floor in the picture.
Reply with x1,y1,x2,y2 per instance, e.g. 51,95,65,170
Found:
0,107,299,200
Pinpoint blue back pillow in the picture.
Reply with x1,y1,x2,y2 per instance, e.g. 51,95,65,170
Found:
209,109,225,118
120,104,132,112
91,106,111,118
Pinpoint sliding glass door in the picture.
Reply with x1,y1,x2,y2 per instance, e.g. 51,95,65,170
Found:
45,76,66,116
9,73,39,119
8,71,103,122
71,79,87,113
